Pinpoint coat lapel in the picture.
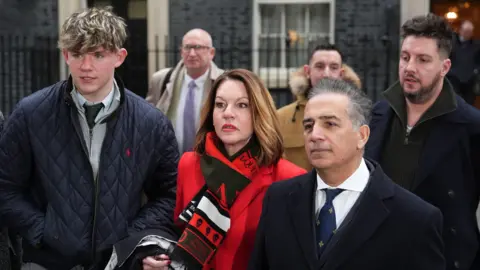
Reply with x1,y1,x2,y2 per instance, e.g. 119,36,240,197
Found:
412,102,470,190
202,78,212,104
287,171,317,270
365,103,392,161
166,68,185,123
157,60,184,115
366,96,470,191
317,165,393,269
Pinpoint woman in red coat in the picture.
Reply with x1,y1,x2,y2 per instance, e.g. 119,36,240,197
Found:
157,69,306,270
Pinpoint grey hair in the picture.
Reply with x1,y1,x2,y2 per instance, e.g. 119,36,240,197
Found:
308,78,372,129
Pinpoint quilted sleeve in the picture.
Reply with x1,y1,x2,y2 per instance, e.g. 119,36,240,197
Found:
0,111,4,131
129,114,180,240
0,105,44,246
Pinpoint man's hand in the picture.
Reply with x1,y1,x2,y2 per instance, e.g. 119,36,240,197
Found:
143,254,171,270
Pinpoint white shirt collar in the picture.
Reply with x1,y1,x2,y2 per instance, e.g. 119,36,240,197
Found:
75,79,120,110
184,69,210,88
316,158,370,192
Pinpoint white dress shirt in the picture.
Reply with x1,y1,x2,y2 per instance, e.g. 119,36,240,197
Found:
175,70,209,152
315,158,370,227
75,81,117,110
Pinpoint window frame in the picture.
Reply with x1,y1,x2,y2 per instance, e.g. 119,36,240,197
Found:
252,0,335,88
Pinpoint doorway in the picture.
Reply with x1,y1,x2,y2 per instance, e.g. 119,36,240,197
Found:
431,1,480,37
431,0,480,108
87,0,148,98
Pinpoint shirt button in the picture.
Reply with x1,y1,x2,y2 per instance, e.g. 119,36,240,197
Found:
448,190,455,198
454,261,460,269
450,227,457,235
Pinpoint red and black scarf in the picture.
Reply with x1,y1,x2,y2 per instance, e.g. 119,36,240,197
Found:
170,132,260,269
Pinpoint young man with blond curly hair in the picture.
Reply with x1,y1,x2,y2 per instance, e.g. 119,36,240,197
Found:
0,7,179,270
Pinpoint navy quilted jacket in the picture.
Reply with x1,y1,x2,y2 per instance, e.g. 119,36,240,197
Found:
0,111,3,131
0,76,179,268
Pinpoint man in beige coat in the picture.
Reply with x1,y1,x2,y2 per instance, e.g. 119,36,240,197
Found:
146,28,224,154
277,44,362,170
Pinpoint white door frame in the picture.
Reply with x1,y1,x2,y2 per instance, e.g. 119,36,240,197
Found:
400,0,430,27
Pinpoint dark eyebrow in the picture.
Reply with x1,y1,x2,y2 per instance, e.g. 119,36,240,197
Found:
319,115,340,121
400,51,432,59
302,118,314,125
215,96,249,102
85,50,105,55
303,115,340,125
418,54,432,59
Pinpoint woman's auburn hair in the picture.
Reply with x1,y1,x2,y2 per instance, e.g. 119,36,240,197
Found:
194,68,284,167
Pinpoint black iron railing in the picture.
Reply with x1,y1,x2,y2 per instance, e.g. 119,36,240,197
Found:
0,33,397,115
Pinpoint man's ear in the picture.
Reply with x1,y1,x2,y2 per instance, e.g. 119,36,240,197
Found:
62,49,70,64
441,58,451,77
209,47,216,60
303,64,310,79
114,48,128,68
357,125,370,150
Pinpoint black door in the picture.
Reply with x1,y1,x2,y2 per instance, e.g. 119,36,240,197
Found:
121,19,148,97
88,0,149,98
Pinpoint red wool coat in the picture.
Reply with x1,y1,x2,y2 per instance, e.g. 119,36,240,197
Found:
174,152,306,270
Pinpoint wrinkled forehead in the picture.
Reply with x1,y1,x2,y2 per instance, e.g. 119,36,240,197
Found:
310,50,342,65
304,93,350,119
182,32,212,46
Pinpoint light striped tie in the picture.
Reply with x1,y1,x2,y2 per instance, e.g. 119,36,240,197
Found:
182,80,197,152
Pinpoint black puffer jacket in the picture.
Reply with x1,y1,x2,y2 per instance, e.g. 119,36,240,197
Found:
0,75,179,269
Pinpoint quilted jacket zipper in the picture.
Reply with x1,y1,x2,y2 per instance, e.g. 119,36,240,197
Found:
71,112,102,266
88,123,110,266
65,74,125,267
88,127,100,265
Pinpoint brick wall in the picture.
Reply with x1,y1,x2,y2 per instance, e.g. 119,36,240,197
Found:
168,0,401,105
168,0,253,69
0,0,59,114
335,0,400,101
0,0,57,35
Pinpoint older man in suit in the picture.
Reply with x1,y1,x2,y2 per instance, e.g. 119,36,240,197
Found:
248,78,445,270
146,28,224,153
